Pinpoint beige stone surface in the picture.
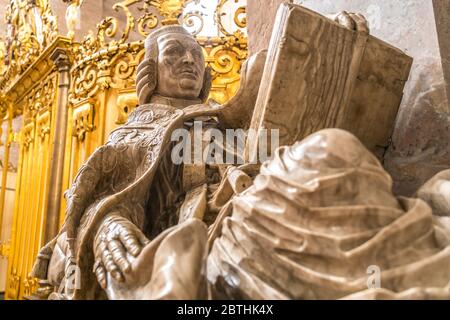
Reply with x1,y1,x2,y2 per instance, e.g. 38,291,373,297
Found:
208,129,450,299
433,0,450,106
384,58,450,196
294,0,450,196
0,0,9,31
247,0,289,55
247,3,411,160
416,170,450,217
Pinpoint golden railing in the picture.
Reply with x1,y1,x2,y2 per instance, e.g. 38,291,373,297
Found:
0,0,247,299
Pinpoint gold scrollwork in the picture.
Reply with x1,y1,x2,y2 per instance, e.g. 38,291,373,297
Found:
216,0,247,39
0,241,10,257
183,10,204,36
22,122,35,149
116,89,139,124
23,276,38,297
234,6,246,28
137,12,159,37
8,272,21,299
0,0,59,91
37,111,51,141
69,0,248,106
150,0,194,25
72,102,95,142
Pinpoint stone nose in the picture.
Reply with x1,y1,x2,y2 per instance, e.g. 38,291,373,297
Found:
182,50,195,64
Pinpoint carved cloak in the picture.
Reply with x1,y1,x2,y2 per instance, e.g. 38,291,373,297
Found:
33,103,188,299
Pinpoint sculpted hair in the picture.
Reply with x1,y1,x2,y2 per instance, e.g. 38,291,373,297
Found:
136,26,212,105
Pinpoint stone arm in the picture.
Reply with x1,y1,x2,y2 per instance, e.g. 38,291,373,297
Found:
32,144,116,283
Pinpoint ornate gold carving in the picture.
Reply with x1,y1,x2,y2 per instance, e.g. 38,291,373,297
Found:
73,102,95,142
0,241,10,257
216,0,247,38
23,276,38,297
200,36,247,104
116,89,139,124
150,0,190,25
8,272,21,299
37,111,51,141
0,0,59,91
69,0,247,105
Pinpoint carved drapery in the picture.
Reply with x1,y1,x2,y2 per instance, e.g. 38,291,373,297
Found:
0,0,248,300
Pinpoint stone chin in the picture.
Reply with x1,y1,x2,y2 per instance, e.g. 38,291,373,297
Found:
179,78,202,92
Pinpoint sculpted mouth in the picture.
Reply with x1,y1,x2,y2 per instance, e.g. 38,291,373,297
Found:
179,69,199,79
179,68,198,76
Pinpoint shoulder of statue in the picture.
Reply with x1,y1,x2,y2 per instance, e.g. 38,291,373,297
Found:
105,103,185,150
123,103,183,127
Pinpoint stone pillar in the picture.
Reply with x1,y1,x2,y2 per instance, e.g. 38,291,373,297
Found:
433,0,450,108
44,48,71,243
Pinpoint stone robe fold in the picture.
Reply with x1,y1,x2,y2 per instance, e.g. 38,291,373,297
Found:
33,103,189,299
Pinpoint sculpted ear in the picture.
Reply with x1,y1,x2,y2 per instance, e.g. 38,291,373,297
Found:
136,58,157,105
199,66,212,102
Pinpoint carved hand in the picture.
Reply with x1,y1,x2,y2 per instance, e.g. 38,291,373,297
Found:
101,219,208,300
329,11,370,34
93,214,149,289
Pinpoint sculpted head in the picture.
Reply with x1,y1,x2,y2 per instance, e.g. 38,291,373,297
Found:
136,26,212,105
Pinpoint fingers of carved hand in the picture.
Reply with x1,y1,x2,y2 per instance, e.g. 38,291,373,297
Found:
99,239,124,283
333,11,369,33
107,239,132,273
349,13,369,33
334,11,356,30
93,260,107,290
117,224,149,258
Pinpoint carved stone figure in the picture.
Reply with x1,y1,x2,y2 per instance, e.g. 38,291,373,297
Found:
31,4,450,301
31,25,222,300
32,23,267,300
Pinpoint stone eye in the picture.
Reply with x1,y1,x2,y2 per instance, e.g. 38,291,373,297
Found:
166,46,183,56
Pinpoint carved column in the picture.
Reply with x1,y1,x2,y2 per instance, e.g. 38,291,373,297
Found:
0,102,12,242
44,48,71,243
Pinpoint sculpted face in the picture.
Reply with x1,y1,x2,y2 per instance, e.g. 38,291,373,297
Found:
156,33,205,100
